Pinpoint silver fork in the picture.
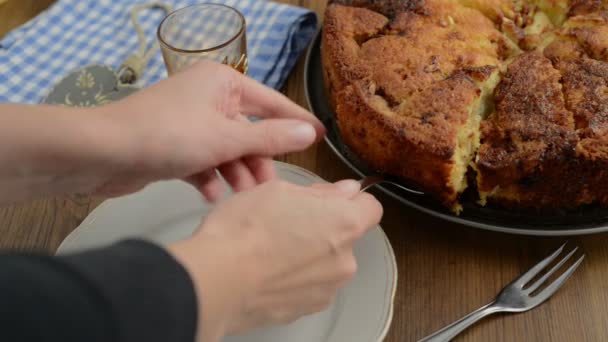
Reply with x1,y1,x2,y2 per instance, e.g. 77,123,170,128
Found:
358,175,425,195
418,243,585,342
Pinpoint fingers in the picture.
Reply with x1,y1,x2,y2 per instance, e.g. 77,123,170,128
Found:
268,179,380,233
283,285,338,319
224,119,317,159
187,170,225,203
231,116,277,184
282,249,358,287
237,75,326,140
307,180,382,237
243,156,276,184
309,179,361,198
351,192,384,234
218,160,257,192
191,159,272,198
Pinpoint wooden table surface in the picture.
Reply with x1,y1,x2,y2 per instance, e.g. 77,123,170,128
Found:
1,1,607,341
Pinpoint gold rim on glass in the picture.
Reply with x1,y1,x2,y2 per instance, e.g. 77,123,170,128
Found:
157,3,246,54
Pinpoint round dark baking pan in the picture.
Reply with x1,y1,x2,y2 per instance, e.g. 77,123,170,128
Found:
304,31,608,236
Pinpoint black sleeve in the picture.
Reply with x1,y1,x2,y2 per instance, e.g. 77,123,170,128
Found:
0,239,197,342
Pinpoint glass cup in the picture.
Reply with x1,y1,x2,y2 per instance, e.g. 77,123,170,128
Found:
157,3,247,75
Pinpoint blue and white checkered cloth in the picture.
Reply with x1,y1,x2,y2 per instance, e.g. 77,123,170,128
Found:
0,0,317,103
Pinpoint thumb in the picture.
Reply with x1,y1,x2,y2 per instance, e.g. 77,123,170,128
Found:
310,180,361,198
230,119,318,157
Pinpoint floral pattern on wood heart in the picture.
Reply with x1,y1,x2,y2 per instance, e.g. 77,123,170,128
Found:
43,65,139,107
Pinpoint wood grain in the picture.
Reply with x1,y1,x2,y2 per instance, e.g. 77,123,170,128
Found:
1,1,607,341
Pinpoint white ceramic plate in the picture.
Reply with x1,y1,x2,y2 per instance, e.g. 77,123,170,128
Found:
57,161,398,342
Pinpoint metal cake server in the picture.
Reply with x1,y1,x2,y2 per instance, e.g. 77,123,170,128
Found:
359,174,425,195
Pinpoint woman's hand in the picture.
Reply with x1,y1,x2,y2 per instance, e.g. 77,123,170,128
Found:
168,179,383,341
94,60,325,200
0,60,324,205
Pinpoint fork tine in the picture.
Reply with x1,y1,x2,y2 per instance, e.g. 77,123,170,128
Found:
525,247,578,294
531,254,584,304
387,181,425,195
359,176,384,192
515,243,566,287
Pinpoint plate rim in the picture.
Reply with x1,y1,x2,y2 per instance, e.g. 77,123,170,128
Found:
57,161,398,342
303,30,608,237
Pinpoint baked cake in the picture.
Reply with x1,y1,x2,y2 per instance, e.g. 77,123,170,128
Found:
322,0,608,213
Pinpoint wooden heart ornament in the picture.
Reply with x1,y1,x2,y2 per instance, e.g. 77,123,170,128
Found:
43,65,139,107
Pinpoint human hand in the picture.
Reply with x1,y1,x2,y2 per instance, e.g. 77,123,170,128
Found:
93,60,325,200
168,179,383,341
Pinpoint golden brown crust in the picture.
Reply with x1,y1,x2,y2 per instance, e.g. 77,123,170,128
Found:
476,52,581,207
561,58,608,206
328,0,426,18
322,4,388,104
458,0,519,22
322,0,608,211
544,35,587,61
565,11,608,61
569,0,608,16
559,57,608,134
336,74,481,205
324,1,509,103
323,0,507,208
477,51,608,208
